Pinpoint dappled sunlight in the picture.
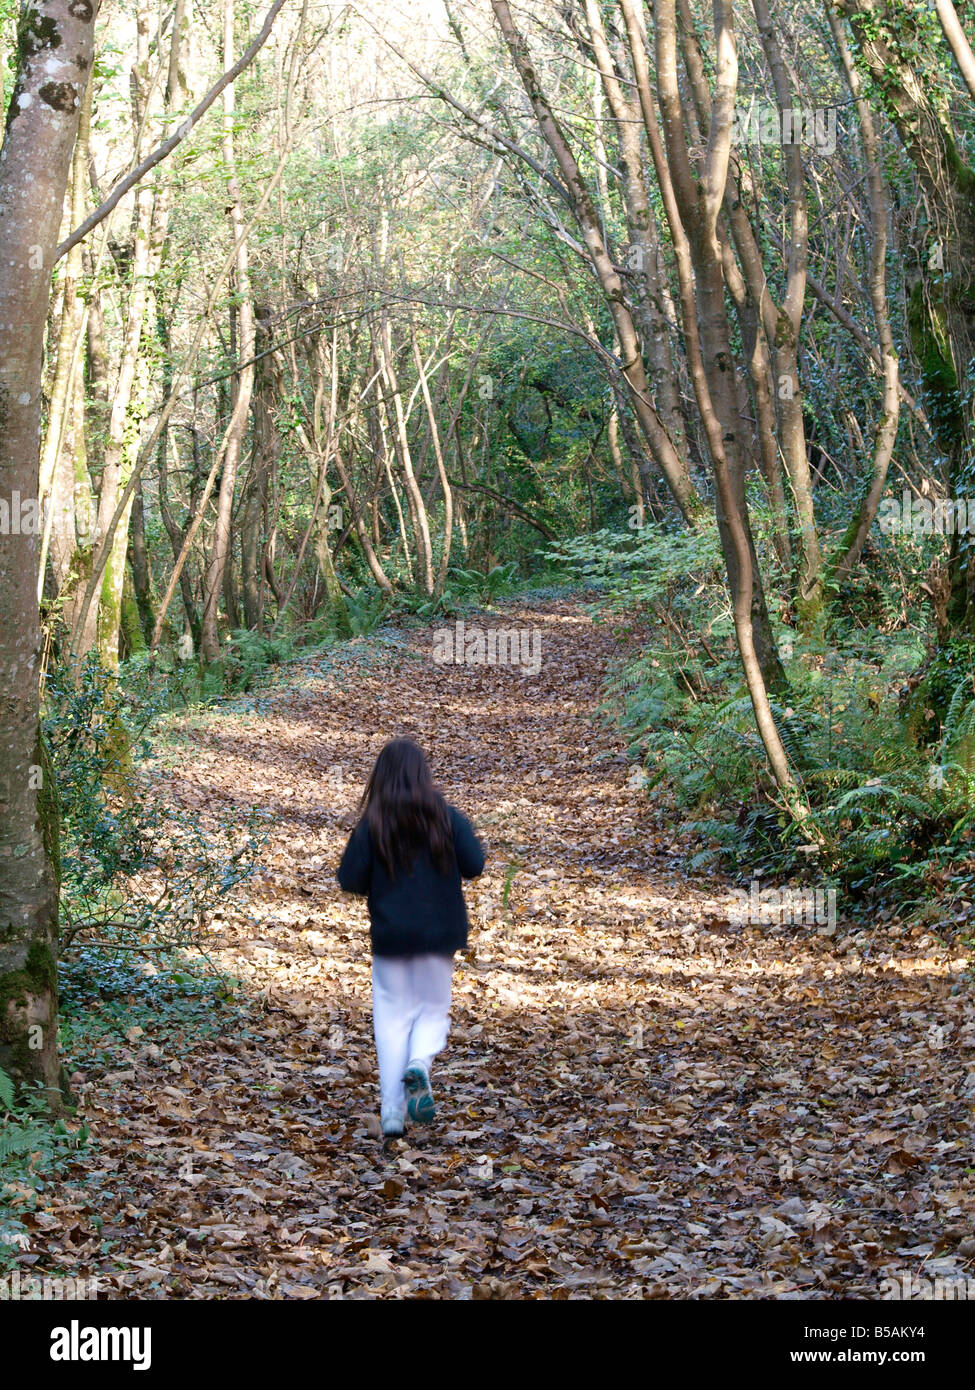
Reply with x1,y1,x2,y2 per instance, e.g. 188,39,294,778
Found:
58,599,975,1299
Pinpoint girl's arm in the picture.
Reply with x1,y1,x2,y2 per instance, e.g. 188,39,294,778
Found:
451,806,486,879
337,819,372,895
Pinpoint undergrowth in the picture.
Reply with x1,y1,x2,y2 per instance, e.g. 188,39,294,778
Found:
550,523,975,930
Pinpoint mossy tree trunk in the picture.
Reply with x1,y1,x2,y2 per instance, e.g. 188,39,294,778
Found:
0,0,99,1102
129,474,156,643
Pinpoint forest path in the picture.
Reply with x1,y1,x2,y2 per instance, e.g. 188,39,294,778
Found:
77,598,973,1298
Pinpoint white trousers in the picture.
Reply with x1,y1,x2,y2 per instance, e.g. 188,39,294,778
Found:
371,953,454,1119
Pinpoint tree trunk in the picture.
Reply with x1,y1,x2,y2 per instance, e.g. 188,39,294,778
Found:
69,3,155,667
621,0,786,690
37,64,93,603
839,0,975,633
200,0,257,661
128,472,154,642
582,0,688,467
491,0,704,526
0,0,98,1101
645,0,798,795
827,8,900,585
376,314,435,595
411,322,454,596
157,423,202,652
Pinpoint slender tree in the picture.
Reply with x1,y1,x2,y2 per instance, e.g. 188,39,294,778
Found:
0,0,99,1099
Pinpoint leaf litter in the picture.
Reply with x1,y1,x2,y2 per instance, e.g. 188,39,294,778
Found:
20,600,975,1299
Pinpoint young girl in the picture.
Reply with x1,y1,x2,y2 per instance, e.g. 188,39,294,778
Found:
337,737,485,1138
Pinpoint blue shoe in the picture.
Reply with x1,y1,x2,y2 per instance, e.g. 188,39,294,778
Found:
403,1062,435,1124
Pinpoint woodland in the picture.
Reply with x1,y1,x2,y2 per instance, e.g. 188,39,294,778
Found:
0,0,974,1306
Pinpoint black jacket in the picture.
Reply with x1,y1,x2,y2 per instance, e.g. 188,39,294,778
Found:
337,804,485,957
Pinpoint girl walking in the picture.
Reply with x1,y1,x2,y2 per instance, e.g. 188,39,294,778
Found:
337,737,485,1138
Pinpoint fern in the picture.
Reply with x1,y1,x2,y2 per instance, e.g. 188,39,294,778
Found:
943,679,971,738
943,680,975,750
0,1124,43,1162
0,1073,92,1270
830,781,933,821
804,767,862,789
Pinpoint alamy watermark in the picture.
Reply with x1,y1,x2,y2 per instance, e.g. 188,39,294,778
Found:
432,619,542,675
877,490,975,538
729,879,837,932
50,1320,151,1370
880,1273,974,1300
0,491,45,535
0,490,97,540
0,1271,100,1300
732,102,837,156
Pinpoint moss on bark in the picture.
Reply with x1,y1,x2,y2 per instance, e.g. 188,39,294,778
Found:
906,281,963,451
120,569,147,657
0,939,55,1018
37,731,61,889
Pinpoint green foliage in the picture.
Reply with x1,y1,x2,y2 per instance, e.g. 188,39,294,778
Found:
342,587,390,636
904,636,975,738
407,561,525,618
220,628,297,693
447,561,523,602
0,946,248,1271
555,524,975,922
0,1068,91,1271
0,0,19,115
43,657,267,958
133,629,309,706
548,521,725,609
58,948,246,1063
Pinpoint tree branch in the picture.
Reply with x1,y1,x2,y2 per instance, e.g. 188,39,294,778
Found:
54,0,288,262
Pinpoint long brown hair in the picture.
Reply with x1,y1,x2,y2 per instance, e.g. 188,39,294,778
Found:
360,738,454,877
